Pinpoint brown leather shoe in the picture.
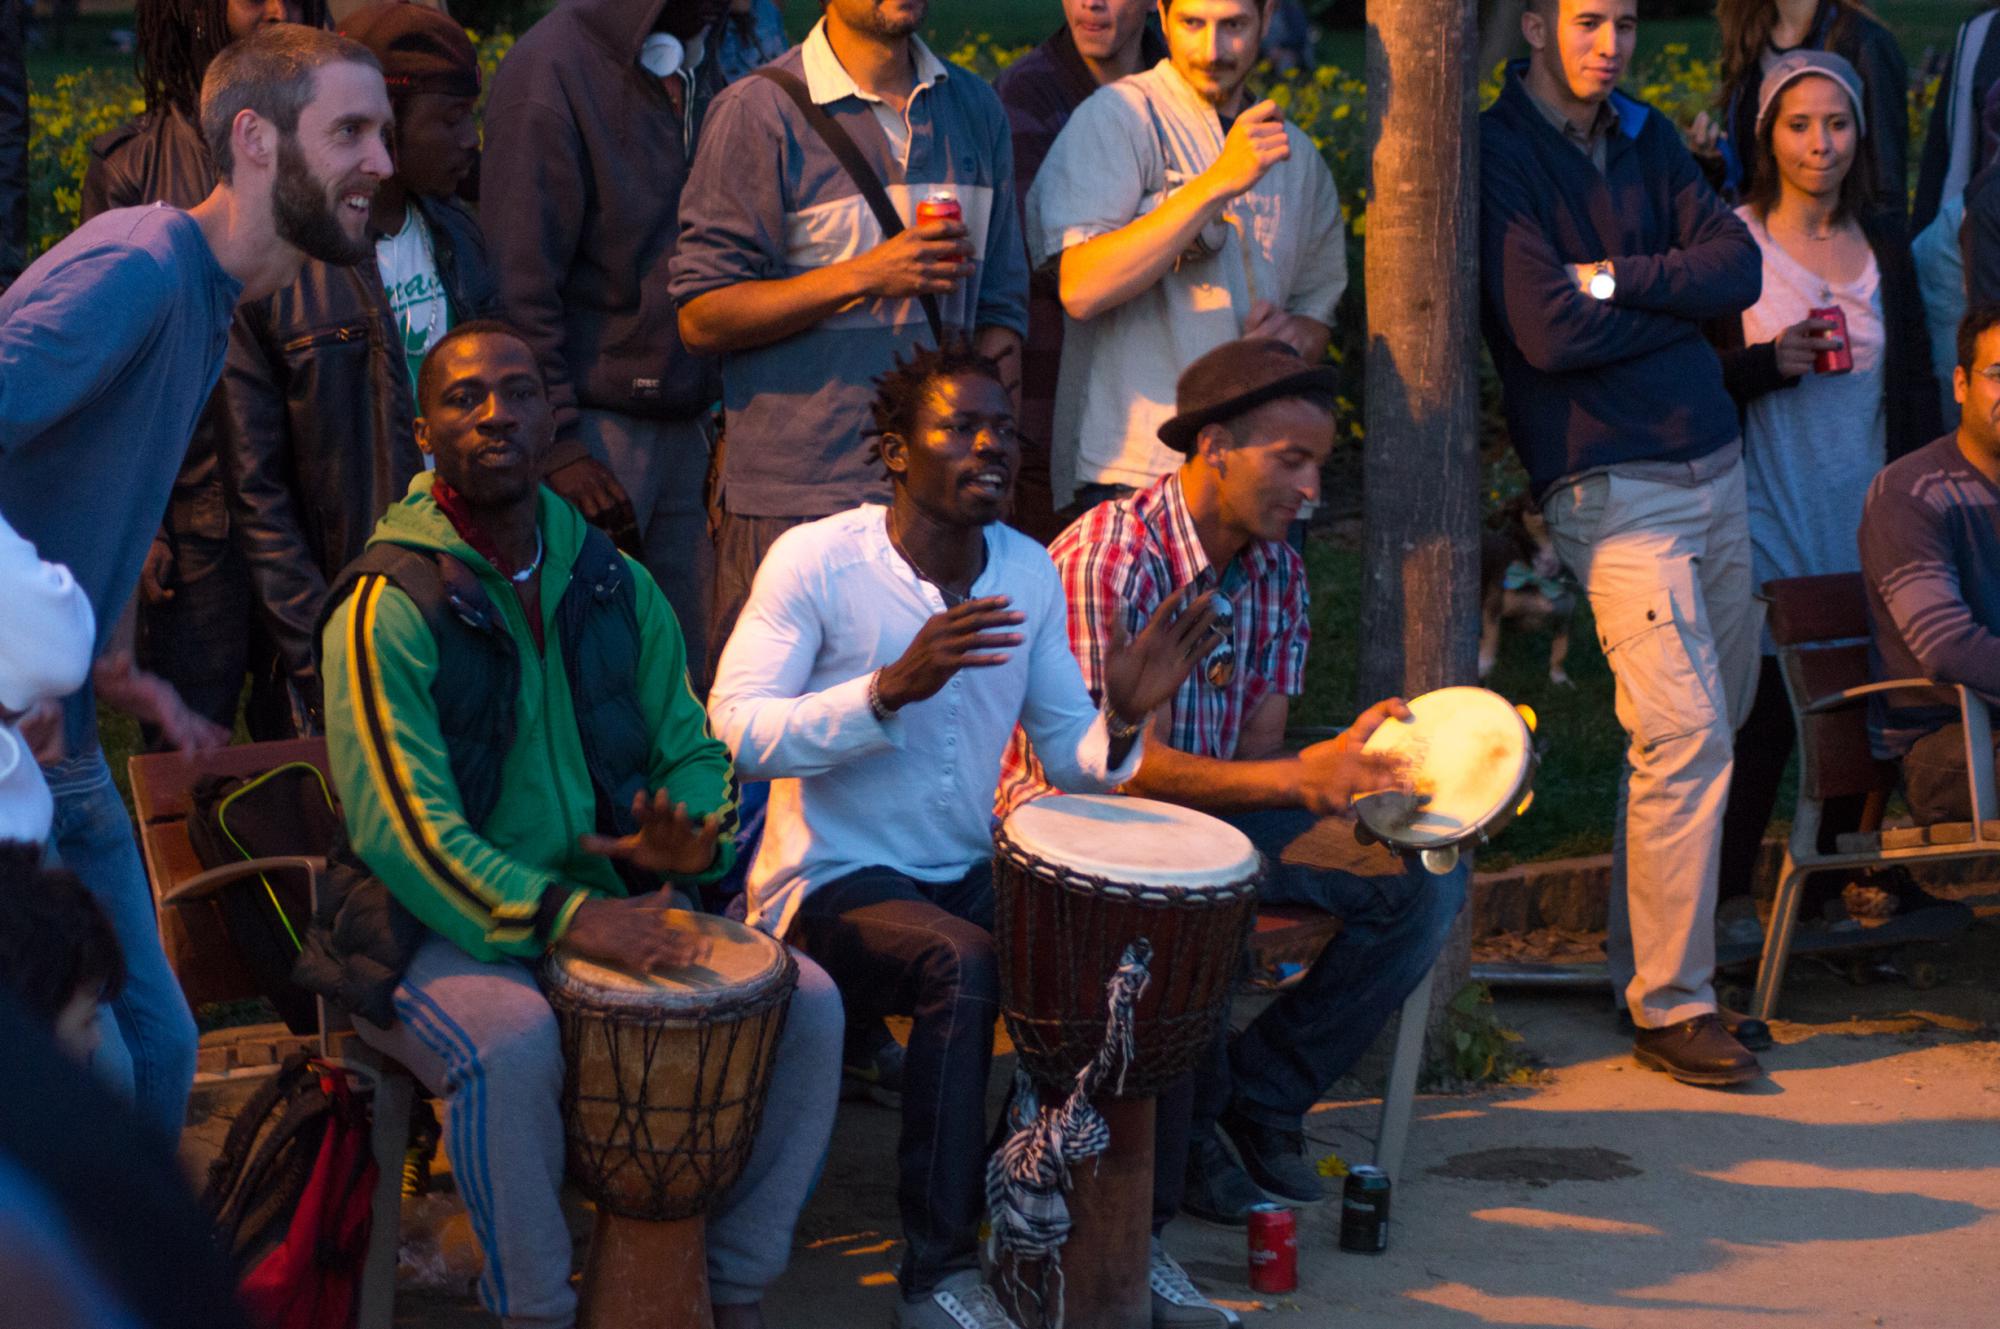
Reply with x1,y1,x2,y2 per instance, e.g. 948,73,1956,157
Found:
1632,1013,1763,1086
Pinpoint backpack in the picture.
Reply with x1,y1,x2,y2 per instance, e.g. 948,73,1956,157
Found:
187,762,345,1034
202,1052,379,1329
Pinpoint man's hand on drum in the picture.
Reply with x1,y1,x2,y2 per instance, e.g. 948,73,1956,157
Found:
562,897,713,975
1101,588,1224,725
580,790,725,877
874,596,1027,710
1296,697,1418,817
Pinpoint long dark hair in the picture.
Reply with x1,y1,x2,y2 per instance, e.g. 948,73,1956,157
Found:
1715,0,1882,90
1743,74,1878,223
136,0,330,121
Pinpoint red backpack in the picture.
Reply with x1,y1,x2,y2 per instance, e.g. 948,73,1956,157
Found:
204,1053,380,1329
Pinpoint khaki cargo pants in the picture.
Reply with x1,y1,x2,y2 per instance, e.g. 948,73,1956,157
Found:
1543,460,1760,1028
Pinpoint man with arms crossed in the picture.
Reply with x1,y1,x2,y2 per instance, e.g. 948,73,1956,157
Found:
0,25,393,1138
709,340,1222,1329
1027,0,1347,509
1481,0,1765,1083
994,0,1166,538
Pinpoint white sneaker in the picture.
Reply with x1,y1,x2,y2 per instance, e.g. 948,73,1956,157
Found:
1150,1240,1241,1328
892,1270,1023,1329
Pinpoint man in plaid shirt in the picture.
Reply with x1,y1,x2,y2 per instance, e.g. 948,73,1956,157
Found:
998,339,1467,1227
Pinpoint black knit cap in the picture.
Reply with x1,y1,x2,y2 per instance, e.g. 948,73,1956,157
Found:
1156,337,1341,454
340,2,480,101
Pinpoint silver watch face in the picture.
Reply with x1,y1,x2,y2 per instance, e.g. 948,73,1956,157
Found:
1588,269,1616,300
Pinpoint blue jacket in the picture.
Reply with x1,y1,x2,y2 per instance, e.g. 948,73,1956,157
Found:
1480,63,1761,499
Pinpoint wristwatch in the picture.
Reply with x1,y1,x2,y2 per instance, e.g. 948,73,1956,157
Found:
1105,706,1144,743
1584,261,1616,301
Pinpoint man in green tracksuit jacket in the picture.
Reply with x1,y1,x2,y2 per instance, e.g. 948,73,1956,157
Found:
315,319,839,1329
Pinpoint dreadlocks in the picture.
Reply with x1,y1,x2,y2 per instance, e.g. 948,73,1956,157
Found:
866,336,1011,472
135,0,328,121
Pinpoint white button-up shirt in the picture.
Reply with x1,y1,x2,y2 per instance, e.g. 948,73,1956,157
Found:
709,505,1141,937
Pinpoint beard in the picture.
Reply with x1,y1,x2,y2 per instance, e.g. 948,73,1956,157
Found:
272,136,373,266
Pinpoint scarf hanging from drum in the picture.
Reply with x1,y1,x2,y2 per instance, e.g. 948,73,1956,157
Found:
984,938,1152,1329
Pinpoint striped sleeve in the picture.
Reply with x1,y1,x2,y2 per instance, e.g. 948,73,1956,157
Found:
322,576,585,961
1864,483,2000,699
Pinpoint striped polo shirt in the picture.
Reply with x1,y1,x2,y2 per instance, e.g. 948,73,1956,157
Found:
669,21,1031,518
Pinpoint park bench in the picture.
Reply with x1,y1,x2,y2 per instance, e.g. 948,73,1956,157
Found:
1752,572,2000,1019
130,737,407,1329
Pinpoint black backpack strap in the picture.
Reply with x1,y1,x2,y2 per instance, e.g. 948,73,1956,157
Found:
752,65,945,346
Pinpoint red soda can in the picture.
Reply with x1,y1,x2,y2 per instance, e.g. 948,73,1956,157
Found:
1246,1203,1298,1294
1810,305,1853,375
915,188,962,229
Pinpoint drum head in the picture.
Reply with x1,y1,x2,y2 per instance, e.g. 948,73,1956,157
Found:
1000,794,1258,887
545,909,788,1011
1354,687,1531,847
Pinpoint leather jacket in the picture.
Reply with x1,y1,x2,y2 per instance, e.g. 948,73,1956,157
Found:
81,112,232,571
218,194,497,727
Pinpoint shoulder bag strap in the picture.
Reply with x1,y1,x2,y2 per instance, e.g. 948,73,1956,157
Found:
752,66,944,345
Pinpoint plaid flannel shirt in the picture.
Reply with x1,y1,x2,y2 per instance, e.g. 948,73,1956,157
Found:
996,471,1310,816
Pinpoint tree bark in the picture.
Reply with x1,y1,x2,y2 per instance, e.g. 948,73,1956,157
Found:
1360,0,1482,1054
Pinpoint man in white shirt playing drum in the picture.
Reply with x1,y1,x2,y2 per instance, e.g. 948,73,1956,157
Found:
708,338,1227,1329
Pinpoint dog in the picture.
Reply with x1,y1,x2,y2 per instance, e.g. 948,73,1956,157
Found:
1479,505,1577,686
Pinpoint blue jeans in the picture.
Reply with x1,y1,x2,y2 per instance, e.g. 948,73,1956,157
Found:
788,863,997,1296
44,748,199,1141
1153,808,1466,1225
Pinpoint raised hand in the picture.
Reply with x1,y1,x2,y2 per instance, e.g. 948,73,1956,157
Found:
579,790,723,878
562,894,713,976
1299,697,1417,817
1100,588,1222,726
1204,99,1290,202
874,596,1026,711
853,219,976,299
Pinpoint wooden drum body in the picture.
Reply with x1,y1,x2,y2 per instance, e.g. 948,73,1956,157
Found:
543,910,795,1329
994,794,1261,1099
992,796,1260,1329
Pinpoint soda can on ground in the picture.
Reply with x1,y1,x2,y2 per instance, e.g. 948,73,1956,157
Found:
916,189,962,229
1339,1164,1391,1254
1246,1202,1297,1293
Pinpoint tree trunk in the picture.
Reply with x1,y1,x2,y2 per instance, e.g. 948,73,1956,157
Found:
1360,0,1482,1052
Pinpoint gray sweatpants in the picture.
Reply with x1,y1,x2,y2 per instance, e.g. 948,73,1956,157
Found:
355,933,843,1328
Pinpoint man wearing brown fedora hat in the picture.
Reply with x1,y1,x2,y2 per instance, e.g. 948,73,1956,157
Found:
1000,337,1467,1234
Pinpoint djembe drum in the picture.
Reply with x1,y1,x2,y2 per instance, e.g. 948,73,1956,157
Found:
993,795,1261,1329
543,910,796,1329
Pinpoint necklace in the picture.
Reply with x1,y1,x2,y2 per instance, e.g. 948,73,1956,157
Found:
888,515,974,607
510,529,544,585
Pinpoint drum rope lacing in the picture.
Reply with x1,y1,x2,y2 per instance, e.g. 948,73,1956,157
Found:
549,971,796,1223
984,937,1152,1329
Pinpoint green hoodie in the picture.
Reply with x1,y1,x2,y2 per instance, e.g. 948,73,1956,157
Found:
321,473,735,962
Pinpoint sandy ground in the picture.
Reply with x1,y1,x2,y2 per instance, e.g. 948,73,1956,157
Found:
184,886,2000,1329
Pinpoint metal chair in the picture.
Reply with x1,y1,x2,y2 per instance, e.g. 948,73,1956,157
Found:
1752,573,2000,1020
130,738,408,1329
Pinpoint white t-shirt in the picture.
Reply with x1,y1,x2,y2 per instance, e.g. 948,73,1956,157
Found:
1736,205,1887,598
1028,61,1348,501
376,207,450,470
0,511,95,844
